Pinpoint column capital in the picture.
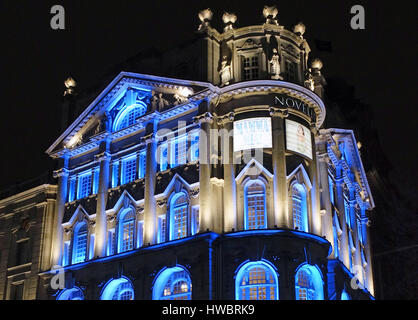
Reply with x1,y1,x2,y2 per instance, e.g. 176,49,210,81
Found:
94,151,111,163
317,152,331,164
53,168,69,179
193,112,214,125
269,107,288,118
216,112,235,125
141,132,158,144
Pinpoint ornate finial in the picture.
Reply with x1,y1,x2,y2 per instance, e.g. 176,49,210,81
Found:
64,77,77,96
198,8,213,31
293,22,306,38
263,6,278,25
311,58,323,71
222,12,237,32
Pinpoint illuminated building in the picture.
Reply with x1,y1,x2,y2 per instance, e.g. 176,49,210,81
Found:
0,6,375,300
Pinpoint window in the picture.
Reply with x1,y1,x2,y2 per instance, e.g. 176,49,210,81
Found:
68,178,76,202
170,193,188,240
114,103,147,132
107,229,116,256
138,151,146,179
77,173,92,199
236,261,278,300
72,222,88,264
328,175,334,205
243,56,259,80
292,184,308,232
285,60,298,82
122,156,137,185
191,206,200,236
171,136,187,167
111,161,120,188
137,221,144,248
118,209,135,253
57,287,84,300
101,277,134,300
15,240,30,266
295,264,324,300
244,180,267,230
88,234,95,260
160,143,168,171
62,241,70,266
158,215,167,243
11,283,24,300
153,266,192,300
190,132,199,162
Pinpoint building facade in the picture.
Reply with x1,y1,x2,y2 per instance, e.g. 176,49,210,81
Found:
0,6,375,300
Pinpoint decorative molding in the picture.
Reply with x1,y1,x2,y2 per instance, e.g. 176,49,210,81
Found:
53,168,69,179
193,112,214,125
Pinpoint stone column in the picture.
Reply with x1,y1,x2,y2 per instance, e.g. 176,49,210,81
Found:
51,166,69,267
219,112,236,232
269,107,289,229
361,205,374,295
194,112,214,233
143,133,158,245
335,170,349,268
317,149,334,255
94,151,111,258
309,126,322,236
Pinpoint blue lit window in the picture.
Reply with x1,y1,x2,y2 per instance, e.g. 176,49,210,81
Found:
68,178,76,202
72,222,88,264
191,206,200,236
158,215,167,243
190,132,199,162
122,156,137,185
292,183,308,232
244,180,267,230
138,151,146,179
77,173,92,199
341,289,351,300
107,229,116,256
56,287,84,300
160,143,168,171
344,198,351,228
101,277,134,300
171,136,187,167
137,221,143,248
295,264,324,300
118,209,135,253
333,214,340,258
235,261,279,300
328,175,334,205
114,103,147,132
92,168,99,194
111,161,120,188
170,193,188,240
62,241,70,266
152,266,192,300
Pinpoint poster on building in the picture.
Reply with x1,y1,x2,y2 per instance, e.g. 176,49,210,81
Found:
233,117,272,152
285,119,312,159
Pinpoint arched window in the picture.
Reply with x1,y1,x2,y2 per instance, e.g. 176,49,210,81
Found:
113,103,147,132
295,264,324,300
236,260,279,300
118,208,136,253
292,183,308,232
100,277,134,300
152,266,192,300
244,180,267,230
56,287,84,300
170,193,188,241
72,222,88,264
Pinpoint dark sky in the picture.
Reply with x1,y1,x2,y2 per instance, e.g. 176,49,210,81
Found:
0,0,417,193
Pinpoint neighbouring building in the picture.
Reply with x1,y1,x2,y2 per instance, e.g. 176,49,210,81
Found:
0,6,375,300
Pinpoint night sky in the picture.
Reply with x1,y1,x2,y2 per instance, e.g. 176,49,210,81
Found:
1,0,416,195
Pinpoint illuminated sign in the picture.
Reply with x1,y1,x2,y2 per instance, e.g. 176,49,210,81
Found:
285,119,312,159
274,94,317,123
233,118,272,152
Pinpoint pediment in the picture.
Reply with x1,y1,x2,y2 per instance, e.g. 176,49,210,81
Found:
63,205,91,228
46,72,214,158
235,158,274,184
287,164,312,190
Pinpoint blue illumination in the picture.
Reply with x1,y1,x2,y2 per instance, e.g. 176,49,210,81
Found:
341,289,351,300
244,180,267,230
117,208,135,253
113,102,147,132
328,175,334,205
235,260,279,300
160,143,168,171
170,135,187,168
190,132,199,162
100,277,134,300
56,287,84,300
169,193,188,241
111,161,120,188
68,178,76,202
77,172,92,200
121,155,137,185
295,263,324,300
152,265,192,300
72,222,87,264
292,183,308,232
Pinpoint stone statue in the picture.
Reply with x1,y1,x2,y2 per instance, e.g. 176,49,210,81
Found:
304,68,315,91
158,93,169,109
198,8,213,32
219,56,232,86
269,48,282,80
150,91,159,110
